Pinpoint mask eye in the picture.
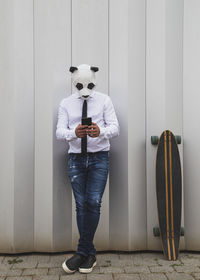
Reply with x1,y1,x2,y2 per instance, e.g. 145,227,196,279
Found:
76,83,83,90
87,83,95,90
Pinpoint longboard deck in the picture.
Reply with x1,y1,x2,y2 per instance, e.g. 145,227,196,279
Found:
156,130,182,260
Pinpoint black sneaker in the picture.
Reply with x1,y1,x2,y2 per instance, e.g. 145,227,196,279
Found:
62,253,87,273
79,254,97,273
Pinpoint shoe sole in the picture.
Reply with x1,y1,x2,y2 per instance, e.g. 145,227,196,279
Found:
79,261,97,273
62,261,76,273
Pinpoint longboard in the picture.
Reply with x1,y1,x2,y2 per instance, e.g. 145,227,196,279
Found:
151,130,182,260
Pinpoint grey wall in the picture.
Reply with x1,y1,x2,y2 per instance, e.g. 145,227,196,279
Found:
0,0,199,253
183,0,200,250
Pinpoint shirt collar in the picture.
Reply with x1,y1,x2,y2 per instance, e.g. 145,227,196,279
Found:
75,90,95,99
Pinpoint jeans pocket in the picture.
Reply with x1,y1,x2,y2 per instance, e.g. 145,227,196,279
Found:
96,152,109,162
68,156,84,171
94,153,109,171
68,153,78,161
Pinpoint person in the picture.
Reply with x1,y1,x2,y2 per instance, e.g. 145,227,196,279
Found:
56,64,120,274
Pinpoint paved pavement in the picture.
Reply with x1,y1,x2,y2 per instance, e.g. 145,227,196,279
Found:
1,251,200,279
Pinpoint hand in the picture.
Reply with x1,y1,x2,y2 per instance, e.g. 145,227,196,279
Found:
75,124,88,138
86,122,100,138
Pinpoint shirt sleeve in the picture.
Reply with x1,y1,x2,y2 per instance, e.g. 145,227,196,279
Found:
99,95,120,140
56,101,78,142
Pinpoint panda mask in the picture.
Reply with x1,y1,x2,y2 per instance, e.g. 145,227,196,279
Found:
69,64,99,99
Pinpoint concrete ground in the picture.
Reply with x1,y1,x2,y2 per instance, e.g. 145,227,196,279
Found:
0,251,200,280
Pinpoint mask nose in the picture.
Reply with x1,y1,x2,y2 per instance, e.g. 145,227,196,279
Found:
81,88,91,95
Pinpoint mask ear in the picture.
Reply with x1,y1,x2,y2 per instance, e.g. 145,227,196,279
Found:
69,66,78,73
90,66,99,72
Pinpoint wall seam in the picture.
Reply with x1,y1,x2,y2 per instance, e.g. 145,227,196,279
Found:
33,0,35,251
182,0,185,249
108,0,110,248
108,0,110,98
70,0,72,96
145,0,148,250
70,0,73,250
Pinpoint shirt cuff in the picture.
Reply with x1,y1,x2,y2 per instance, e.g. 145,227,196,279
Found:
99,126,106,138
65,127,77,141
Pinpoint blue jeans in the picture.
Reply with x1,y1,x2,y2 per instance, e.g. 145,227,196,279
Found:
67,151,109,256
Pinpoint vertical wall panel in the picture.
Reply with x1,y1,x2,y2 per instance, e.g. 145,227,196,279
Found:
0,0,34,253
146,0,166,250
13,0,34,252
183,0,200,250
72,0,109,251
109,0,129,250
109,0,146,250
146,0,184,250
52,1,72,251
128,0,147,250
34,0,72,251
0,0,15,253
165,0,184,251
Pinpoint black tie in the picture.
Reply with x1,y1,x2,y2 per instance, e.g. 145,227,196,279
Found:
81,99,87,155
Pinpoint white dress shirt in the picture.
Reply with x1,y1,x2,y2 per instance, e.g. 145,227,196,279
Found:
56,90,120,153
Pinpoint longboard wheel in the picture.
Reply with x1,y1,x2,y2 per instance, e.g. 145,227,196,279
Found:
153,227,160,237
175,135,181,144
151,136,159,145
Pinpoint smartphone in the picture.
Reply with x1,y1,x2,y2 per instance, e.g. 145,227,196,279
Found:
81,117,92,126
